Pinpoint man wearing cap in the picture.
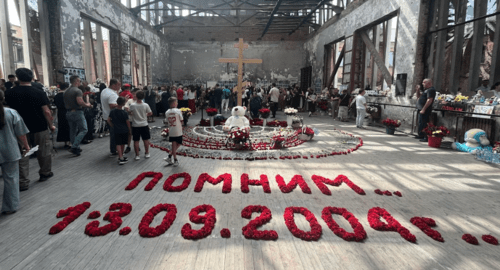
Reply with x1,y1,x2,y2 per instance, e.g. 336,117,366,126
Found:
476,79,490,93
120,84,133,99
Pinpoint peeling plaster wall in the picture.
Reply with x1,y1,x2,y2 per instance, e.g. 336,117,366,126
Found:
170,41,305,85
59,0,169,84
304,0,421,96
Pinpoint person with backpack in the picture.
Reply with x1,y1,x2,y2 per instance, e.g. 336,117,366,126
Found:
222,86,231,112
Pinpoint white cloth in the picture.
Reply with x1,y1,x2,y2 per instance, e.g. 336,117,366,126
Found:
188,91,196,99
355,95,367,110
269,87,280,102
165,108,183,137
100,88,119,120
129,102,152,127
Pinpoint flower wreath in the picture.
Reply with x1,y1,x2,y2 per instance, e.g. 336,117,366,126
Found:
410,217,444,242
181,204,217,240
194,173,232,193
138,203,177,238
49,202,91,234
321,207,366,242
367,207,416,243
163,172,191,192
241,174,271,194
85,203,133,237
275,174,311,194
125,172,164,191
284,207,322,241
241,205,278,240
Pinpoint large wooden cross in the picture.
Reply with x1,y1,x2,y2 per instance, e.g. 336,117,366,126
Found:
219,38,262,106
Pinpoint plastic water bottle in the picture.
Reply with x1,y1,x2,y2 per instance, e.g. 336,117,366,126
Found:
485,151,493,163
492,153,500,164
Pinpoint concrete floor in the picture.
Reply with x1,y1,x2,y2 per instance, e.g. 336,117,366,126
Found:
0,110,499,270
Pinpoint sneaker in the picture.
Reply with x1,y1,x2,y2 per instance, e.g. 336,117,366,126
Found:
135,156,140,160
173,159,179,167
109,152,118,157
39,172,54,182
118,158,128,165
145,153,150,159
70,148,81,157
164,157,173,165
124,146,131,154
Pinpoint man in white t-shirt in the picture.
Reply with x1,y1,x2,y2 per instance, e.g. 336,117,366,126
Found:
129,90,152,160
100,79,121,156
164,97,183,167
268,83,280,118
355,89,367,128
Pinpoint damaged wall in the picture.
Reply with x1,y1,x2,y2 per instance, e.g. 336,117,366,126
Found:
170,41,306,86
57,0,169,84
304,0,421,96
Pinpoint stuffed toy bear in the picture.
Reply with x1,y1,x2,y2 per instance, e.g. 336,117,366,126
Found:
224,106,250,131
452,128,492,154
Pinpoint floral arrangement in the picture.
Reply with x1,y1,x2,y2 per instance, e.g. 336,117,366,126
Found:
422,124,450,138
382,118,401,128
284,207,322,241
367,207,416,243
312,175,366,195
161,128,169,138
317,100,329,111
454,94,469,102
366,106,378,114
284,107,298,116
194,173,232,193
138,203,177,237
266,120,287,127
180,107,192,117
271,134,286,149
275,174,311,194
259,108,271,119
493,142,500,153
181,204,216,240
321,207,366,242
228,127,250,145
303,127,314,136
241,174,271,193
206,108,218,117
49,202,91,234
85,203,132,237
241,205,278,240
249,118,264,126
410,217,444,242
163,172,191,192
125,172,164,191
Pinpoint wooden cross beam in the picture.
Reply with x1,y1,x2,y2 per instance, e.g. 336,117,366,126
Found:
359,31,393,87
219,38,263,106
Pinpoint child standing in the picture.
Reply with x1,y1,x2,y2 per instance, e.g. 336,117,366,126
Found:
107,97,131,165
129,90,153,160
164,97,183,167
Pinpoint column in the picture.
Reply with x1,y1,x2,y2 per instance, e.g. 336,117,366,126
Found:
1,0,15,75
83,19,94,82
467,0,487,91
449,0,467,94
433,0,449,92
489,0,500,85
371,25,380,89
18,0,31,69
95,25,105,80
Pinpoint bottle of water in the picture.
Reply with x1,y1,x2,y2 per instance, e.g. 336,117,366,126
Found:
485,151,493,163
476,149,484,160
492,152,500,164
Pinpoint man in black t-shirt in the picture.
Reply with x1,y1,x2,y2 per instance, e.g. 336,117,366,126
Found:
4,75,15,90
416,78,436,142
5,68,55,189
213,84,223,113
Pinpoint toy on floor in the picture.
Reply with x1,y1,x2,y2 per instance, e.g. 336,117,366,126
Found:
452,128,493,154
223,106,250,132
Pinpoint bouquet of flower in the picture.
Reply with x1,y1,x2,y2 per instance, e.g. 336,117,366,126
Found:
299,127,314,141
284,107,298,116
228,127,250,145
161,128,169,138
317,100,328,112
366,106,378,114
206,108,218,117
422,124,450,138
382,118,401,128
250,118,264,126
259,108,271,119
303,127,314,136
454,94,469,102
493,142,500,153
180,107,192,117
271,134,286,149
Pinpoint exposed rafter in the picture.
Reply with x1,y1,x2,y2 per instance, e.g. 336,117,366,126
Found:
260,0,284,39
288,0,330,35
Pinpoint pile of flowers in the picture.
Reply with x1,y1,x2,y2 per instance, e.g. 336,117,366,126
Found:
266,120,287,127
138,203,177,238
410,217,444,242
206,108,218,117
271,134,286,149
249,118,264,126
284,107,298,116
181,204,216,240
49,202,91,234
284,207,322,241
180,107,192,117
423,124,450,138
302,127,314,136
161,128,169,138
85,203,132,237
382,118,401,128
259,108,271,119
228,127,250,145
321,207,366,242
241,205,278,240
367,207,416,243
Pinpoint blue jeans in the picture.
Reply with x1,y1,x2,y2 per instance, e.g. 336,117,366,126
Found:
418,113,430,138
1,161,20,212
66,111,88,150
107,122,116,154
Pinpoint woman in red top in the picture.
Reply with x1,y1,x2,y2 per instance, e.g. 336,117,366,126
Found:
176,85,184,108
119,84,133,100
